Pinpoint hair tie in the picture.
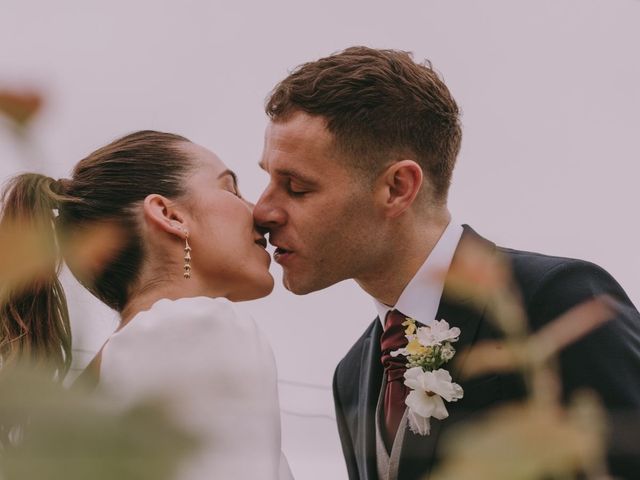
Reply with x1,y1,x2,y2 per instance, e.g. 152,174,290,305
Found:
51,177,69,196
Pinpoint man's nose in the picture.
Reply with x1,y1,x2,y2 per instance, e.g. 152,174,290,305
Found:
253,191,286,228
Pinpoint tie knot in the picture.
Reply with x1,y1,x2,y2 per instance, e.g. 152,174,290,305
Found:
384,309,407,332
380,309,408,372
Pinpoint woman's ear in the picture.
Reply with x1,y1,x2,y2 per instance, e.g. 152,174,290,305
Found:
142,194,188,239
375,160,423,218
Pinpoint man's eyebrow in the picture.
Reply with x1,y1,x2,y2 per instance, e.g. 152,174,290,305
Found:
258,161,266,171
274,168,317,185
217,169,238,185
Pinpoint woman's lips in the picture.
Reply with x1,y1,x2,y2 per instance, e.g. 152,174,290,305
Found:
253,239,271,266
274,247,294,264
254,237,268,249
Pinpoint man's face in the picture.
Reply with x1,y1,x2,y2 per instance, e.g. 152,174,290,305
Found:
254,111,380,294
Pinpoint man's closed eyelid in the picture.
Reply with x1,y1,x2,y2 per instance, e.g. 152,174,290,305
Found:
287,184,310,196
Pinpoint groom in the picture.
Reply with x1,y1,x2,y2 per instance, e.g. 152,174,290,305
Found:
254,47,640,479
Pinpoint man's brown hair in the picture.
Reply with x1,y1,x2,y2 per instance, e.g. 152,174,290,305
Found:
266,46,462,200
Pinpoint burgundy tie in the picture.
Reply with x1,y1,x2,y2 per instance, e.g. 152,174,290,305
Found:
380,309,410,450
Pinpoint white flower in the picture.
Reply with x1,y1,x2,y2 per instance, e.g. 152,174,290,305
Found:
441,343,456,361
402,368,464,436
405,388,449,421
389,316,464,437
404,367,464,403
407,407,433,435
416,319,461,347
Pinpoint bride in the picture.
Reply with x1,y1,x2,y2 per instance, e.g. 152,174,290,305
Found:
0,130,293,479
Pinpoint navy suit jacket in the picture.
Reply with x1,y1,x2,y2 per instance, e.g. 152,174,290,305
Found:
333,226,640,480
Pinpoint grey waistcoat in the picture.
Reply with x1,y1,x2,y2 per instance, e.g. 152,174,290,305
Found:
375,377,409,480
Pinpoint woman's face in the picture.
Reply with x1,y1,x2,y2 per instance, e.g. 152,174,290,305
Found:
179,142,273,301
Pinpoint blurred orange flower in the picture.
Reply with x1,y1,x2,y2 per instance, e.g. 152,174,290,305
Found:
0,89,44,127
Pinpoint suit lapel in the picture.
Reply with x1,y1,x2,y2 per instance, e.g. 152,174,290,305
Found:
397,226,495,480
357,319,383,480
440,225,496,378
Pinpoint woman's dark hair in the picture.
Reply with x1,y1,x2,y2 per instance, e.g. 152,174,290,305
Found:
0,130,192,379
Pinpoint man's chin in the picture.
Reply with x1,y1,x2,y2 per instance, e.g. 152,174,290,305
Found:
282,271,340,295
282,273,320,296
282,279,314,296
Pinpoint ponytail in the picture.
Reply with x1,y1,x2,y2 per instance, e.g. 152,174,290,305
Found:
1,130,193,379
0,174,72,380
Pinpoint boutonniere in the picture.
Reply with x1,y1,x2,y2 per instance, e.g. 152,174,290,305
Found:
391,318,464,436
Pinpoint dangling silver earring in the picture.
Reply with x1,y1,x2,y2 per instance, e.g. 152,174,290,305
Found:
183,233,192,279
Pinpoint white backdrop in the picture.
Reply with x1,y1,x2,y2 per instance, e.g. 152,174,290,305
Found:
2,1,639,479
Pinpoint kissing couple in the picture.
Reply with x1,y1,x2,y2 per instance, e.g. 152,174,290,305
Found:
2,47,639,480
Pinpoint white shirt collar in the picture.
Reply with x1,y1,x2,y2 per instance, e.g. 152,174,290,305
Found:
373,220,464,328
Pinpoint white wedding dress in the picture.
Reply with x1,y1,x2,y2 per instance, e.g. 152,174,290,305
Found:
98,296,293,480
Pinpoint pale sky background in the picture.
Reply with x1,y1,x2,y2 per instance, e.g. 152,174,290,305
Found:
1,1,639,478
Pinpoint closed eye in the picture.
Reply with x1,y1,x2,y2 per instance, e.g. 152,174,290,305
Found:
229,186,242,198
286,179,310,197
287,186,308,197
223,178,242,198
218,169,242,198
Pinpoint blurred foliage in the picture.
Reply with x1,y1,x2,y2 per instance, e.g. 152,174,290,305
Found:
0,83,621,480
432,391,608,480
0,366,198,480
0,86,198,479
0,220,126,306
429,239,614,480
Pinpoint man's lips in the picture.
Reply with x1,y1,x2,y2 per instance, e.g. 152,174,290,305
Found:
273,246,294,263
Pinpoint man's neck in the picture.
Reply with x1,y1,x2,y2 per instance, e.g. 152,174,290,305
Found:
355,211,451,306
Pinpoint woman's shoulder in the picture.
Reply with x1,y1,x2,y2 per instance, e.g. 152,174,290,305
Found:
102,296,271,367
144,296,244,323
118,296,258,338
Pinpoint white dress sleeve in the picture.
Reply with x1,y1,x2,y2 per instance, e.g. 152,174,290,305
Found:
98,296,293,480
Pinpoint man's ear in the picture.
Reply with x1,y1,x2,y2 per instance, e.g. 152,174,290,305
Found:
142,194,188,239
375,160,423,218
